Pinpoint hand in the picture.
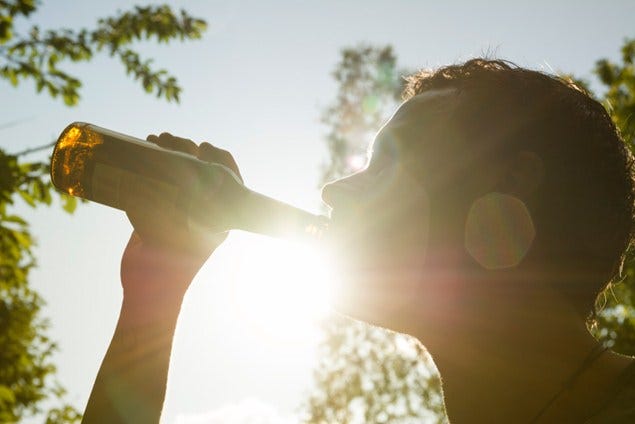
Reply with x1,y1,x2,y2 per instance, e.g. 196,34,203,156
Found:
121,132,242,299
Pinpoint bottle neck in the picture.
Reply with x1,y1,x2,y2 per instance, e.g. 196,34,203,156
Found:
233,189,328,241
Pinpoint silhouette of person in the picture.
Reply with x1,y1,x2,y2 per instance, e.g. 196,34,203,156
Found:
82,59,635,423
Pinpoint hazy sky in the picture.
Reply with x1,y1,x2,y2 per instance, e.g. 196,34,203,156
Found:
2,0,634,422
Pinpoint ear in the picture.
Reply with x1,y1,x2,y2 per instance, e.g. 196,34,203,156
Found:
501,151,543,197
464,193,536,270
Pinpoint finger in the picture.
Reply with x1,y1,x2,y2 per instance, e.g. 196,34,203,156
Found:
198,142,243,182
157,132,198,156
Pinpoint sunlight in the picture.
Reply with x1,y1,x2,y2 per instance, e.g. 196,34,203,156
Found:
347,154,368,172
228,235,335,343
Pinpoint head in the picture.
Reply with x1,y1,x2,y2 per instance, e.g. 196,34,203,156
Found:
322,59,634,331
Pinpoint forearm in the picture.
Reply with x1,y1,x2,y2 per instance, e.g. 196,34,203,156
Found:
82,293,184,424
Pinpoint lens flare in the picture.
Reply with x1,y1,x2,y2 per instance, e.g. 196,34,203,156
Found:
229,236,336,343
347,154,368,172
464,192,535,269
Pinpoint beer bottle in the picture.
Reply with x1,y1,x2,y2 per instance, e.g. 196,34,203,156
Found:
51,122,327,240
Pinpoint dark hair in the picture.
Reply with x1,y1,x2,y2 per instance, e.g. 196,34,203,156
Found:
403,59,635,315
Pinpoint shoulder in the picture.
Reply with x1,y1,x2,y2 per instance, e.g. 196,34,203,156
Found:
586,360,635,423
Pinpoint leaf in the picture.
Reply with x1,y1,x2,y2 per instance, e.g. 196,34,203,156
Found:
595,59,617,86
12,228,32,250
62,90,79,106
8,68,18,86
4,214,28,226
17,189,35,207
0,385,16,404
622,40,635,65
61,194,77,214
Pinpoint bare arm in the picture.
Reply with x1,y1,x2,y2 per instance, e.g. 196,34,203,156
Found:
82,134,241,423
82,298,181,423
82,236,193,423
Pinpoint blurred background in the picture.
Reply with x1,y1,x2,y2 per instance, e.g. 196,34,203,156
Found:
1,1,634,422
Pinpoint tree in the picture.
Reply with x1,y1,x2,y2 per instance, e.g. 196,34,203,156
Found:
0,1,206,422
585,38,635,355
304,45,447,423
305,39,635,423
320,45,406,184
303,315,446,423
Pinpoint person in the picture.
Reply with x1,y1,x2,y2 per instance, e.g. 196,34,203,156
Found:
82,59,635,423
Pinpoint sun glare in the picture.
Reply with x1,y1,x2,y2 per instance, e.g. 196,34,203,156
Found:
228,235,335,343
347,154,368,172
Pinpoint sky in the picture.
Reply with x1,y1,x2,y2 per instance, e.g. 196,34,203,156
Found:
2,0,635,422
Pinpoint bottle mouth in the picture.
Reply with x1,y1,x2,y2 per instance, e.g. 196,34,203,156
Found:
57,123,83,148
50,122,100,197
51,123,82,192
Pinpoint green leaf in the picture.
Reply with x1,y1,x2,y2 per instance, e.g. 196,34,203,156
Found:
4,215,28,226
622,40,635,65
17,189,35,207
7,68,18,86
0,17,13,44
62,91,79,106
60,194,77,214
12,228,32,250
0,385,16,404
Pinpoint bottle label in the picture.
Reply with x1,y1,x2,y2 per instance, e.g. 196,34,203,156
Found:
92,163,179,215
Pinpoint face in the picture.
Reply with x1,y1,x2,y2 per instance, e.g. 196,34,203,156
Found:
321,88,464,326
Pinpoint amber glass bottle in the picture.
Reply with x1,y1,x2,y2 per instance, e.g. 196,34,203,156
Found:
51,122,326,239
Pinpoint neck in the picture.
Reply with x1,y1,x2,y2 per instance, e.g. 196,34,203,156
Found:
406,275,631,423
334,261,632,422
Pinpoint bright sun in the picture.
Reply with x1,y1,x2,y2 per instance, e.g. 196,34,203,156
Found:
227,234,335,343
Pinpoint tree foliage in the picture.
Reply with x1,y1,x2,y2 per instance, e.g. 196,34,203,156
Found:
306,45,447,423
0,1,206,421
303,316,446,424
320,45,407,184
0,0,206,105
588,38,635,355
306,40,635,423
0,146,79,423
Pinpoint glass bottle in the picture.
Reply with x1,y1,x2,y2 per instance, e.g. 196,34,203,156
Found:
50,122,327,240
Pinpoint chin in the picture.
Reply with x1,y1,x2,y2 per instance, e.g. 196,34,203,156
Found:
331,269,421,334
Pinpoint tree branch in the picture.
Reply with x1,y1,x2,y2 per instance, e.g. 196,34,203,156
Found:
11,141,55,157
